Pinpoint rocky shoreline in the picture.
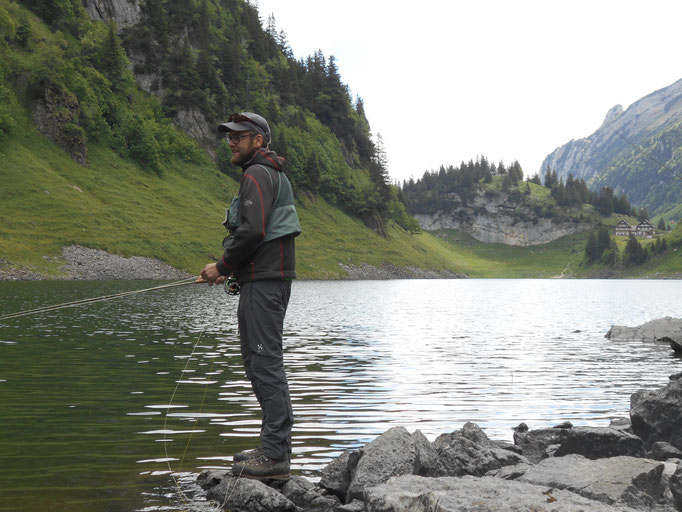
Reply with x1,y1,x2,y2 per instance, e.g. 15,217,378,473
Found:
199,371,682,512
0,246,466,281
197,318,682,512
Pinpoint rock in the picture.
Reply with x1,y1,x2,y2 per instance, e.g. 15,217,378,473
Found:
334,500,365,512
431,422,528,477
670,464,682,510
631,373,682,450
32,85,87,166
197,470,296,512
414,192,593,247
662,336,682,353
280,476,340,511
542,79,682,184
606,316,682,342
553,426,646,459
345,426,424,502
363,474,641,512
84,0,142,27
319,450,356,501
512,454,671,510
512,421,572,464
650,442,682,461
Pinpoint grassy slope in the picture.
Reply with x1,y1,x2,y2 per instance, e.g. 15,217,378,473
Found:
0,120,470,278
1,119,679,279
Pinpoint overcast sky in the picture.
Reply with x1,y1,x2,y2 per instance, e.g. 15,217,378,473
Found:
254,0,682,184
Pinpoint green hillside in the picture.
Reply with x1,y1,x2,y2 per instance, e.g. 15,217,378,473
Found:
0,0,679,280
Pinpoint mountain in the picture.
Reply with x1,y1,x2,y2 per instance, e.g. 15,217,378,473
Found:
541,79,682,221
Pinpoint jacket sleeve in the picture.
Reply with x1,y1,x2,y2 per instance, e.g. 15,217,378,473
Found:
216,166,276,275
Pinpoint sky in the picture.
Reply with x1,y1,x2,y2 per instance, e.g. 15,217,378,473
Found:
254,0,682,184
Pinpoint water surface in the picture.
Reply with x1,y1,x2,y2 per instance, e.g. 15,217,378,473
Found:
0,279,680,511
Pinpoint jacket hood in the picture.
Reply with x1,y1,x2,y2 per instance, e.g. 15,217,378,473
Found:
242,148,286,172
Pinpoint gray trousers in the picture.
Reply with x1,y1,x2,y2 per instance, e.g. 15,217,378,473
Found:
237,279,293,461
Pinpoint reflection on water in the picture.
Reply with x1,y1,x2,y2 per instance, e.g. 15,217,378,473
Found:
0,279,681,511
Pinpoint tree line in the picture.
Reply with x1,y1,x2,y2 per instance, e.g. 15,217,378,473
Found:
2,0,409,233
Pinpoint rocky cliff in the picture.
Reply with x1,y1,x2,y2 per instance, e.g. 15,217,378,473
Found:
414,191,592,246
84,0,141,28
542,78,682,184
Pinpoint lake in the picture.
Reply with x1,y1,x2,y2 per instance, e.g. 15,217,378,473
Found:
0,279,680,511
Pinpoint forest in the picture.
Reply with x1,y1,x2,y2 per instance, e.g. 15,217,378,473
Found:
0,0,415,233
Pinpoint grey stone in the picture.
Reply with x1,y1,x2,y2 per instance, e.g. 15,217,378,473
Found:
606,317,682,343
364,474,641,512
513,421,572,463
333,500,365,512
280,476,341,511
516,454,669,509
650,442,682,461
432,422,528,477
319,450,356,501
669,464,682,510
554,426,645,459
345,426,420,502
197,470,296,512
410,429,440,476
631,373,682,450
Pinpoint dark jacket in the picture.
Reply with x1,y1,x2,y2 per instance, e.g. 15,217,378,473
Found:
215,149,301,284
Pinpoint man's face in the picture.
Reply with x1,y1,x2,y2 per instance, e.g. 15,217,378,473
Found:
228,131,260,166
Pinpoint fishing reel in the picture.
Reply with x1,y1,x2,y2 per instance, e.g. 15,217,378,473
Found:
224,276,240,296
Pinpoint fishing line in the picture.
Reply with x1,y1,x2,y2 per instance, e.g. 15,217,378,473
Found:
0,277,200,321
163,328,207,508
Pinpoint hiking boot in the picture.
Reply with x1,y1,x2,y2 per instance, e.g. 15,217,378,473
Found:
233,446,262,463
232,453,290,481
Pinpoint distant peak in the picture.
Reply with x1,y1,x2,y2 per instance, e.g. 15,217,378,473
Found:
601,104,623,128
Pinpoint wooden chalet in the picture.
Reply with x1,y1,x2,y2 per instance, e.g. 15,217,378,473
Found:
614,219,633,236
635,220,656,237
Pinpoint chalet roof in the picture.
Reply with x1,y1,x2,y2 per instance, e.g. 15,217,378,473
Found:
615,219,632,227
637,220,655,228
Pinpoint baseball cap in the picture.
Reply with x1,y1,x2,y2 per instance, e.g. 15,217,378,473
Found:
218,112,271,144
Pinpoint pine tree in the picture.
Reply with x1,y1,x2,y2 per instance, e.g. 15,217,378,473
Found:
657,218,666,231
596,226,611,259
585,232,598,262
99,20,128,91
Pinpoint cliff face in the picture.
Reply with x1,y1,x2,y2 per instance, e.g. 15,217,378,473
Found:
414,191,592,246
84,0,141,27
82,0,214,143
541,79,682,183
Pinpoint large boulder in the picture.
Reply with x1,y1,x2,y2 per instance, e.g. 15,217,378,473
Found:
432,422,528,477
321,426,439,503
280,476,341,511
503,454,672,510
553,426,646,459
606,316,682,343
512,421,572,463
364,475,641,512
631,373,682,450
670,464,682,510
196,470,296,512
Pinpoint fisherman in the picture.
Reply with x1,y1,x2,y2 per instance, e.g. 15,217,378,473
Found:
200,112,301,481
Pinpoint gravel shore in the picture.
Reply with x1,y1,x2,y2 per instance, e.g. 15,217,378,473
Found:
0,245,192,281
0,246,467,281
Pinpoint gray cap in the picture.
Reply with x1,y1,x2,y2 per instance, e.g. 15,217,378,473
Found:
218,112,271,144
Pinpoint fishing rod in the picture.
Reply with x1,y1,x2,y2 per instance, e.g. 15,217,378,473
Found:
0,276,240,321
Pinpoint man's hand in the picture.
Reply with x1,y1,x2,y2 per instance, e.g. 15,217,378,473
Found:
200,263,227,286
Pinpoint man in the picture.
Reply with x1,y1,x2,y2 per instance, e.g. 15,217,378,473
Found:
201,112,301,481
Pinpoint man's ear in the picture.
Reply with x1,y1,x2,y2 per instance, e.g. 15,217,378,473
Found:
254,134,264,149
